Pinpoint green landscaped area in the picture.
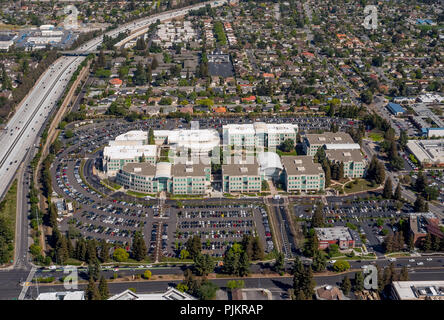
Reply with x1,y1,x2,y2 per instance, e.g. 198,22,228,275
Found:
0,180,17,265
368,132,384,142
343,179,378,194
101,179,122,191
126,190,156,198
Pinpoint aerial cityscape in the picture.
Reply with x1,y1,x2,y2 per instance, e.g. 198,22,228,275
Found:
0,0,443,305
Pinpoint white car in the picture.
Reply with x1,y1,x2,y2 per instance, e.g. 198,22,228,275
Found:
329,260,336,264
409,259,415,262
48,265,57,270
426,258,433,261
417,262,424,266
388,258,397,262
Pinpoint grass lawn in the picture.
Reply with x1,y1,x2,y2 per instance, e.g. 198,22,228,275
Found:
344,179,377,194
369,132,384,142
127,190,156,198
276,149,298,156
101,179,121,191
0,180,17,265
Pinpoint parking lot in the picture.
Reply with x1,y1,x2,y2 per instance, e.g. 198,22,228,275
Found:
173,203,272,258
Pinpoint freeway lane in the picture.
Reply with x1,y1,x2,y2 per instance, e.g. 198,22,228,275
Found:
0,56,84,199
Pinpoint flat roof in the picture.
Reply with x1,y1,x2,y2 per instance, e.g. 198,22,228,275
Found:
104,145,157,160
315,227,353,241
121,162,156,177
171,163,209,177
281,156,324,176
406,139,444,165
304,132,355,146
392,281,444,300
325,149,364,163
115,130,148,142
222,160,259,176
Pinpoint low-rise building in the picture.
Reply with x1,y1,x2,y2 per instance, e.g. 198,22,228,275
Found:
223,122,298,149
406,139,444,167
392,281,444,300
409,212,443,247
302,132,357,156
281,156,325,192
325,149,366,178
222,160,261,193
314,227,356,250
116,161,211,195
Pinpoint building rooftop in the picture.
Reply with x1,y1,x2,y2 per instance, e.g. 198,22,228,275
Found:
315,227,353,241
222,159,259,176
104,145,157,160
171,162,210,177
257,152,283,171
392,281,444,300
406,139,444,165
281,156,324,176
115,130,148,142
122,162,157,176
304,132,355,146
325,149,364,163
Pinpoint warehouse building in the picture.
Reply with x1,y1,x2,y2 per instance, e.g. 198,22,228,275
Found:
406,139,444,167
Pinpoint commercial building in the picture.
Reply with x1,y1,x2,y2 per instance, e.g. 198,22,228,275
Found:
424,128,444,138
222,160,261,193
109,287,196,300
154,128,220,155
409,212,443,247
392,281,444,300
314,227,356,250
386,102,406,116
103,130,157,177
281,156,325,192
302,132,358,156
406,139,444,167
37,291,85,300
325,149,366,178
0,33,16,51
116,161,211,195
223,122,298,149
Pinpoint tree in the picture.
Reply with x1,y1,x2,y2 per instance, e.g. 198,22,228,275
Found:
341,276,351,295
354,272,364,292
415,172,427,193
274,252,285,273
312,250,327,272
399,266,409,281
223,243,250,277
98,275,109,300
113,248,129,262
88,259,101,281
131,231,147,261
226,280,245,291
393,183,402,201
311,203,324,228
278,139,295,153
143,269,152,280
148,128,155,145
186,236,202,259
193,254,214,276
413,196,428,212
85,277,101,300
382,177,393,199
332,260,350,272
